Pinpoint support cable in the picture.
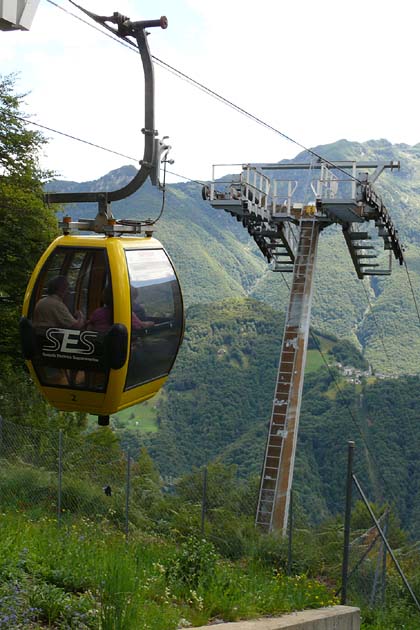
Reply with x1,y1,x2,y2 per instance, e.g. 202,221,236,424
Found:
6,111,138,162
360,281,392,364
404,259,420,326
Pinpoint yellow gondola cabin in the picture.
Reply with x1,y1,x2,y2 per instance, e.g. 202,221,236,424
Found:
20,234,184,424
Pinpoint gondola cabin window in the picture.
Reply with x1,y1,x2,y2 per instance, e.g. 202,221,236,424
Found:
28,247,112,392
125,248,183,389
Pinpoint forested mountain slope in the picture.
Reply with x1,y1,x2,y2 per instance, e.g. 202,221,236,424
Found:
112,296,420,535
46,140,420,532
49,138,420,375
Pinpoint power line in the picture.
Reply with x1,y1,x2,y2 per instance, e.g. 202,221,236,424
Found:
13,113,140,162
360,280,392,364
45,0,363,185
404,259,420,326
2,108,205,187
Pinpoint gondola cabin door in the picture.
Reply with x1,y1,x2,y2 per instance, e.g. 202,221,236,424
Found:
21,235,184,419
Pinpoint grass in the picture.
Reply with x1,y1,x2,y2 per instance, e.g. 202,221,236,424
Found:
0,512,339,629
305,349,326,373
111,391,164,431
305,335,336,374
88,395,162,432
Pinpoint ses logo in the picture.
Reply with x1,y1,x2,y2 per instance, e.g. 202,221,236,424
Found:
43,328,99,360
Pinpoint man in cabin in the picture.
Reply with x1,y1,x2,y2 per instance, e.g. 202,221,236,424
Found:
31,275,86,387
33,275,85,330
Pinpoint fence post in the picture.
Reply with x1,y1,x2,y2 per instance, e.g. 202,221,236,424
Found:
341,440,355,605
381,511,389,604
0,415,3,450
370,535,382,606
201,466,207,537
57,429,63,527
287,489,293,576
125,451,131,542
370,508,389,607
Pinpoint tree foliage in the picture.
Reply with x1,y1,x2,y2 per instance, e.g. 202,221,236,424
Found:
0,73,58,359
0,75,72,430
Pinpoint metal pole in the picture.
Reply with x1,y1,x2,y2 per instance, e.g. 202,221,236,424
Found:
125,451,131,542
287,489,293,576
57,429,63,527
381,511,389,605
341,440,355,605
370,508,389,606
201,467,208,537
353,474,420,613
370,533,383,606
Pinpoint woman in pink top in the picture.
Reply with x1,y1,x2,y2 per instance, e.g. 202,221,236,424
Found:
87,286,154,332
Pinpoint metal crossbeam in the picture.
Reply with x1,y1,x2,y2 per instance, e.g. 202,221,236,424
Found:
204,160,404,279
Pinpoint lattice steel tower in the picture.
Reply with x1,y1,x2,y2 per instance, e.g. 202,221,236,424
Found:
204,159,404,534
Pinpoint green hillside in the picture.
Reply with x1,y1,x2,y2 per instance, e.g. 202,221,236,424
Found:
108,296,420,535
44,139,420,533
50,138,420,375
3,76,420,628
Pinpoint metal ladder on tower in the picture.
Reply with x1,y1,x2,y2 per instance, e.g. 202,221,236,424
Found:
255,215,321,534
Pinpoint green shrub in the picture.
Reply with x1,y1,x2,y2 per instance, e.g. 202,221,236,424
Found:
165,536,217,591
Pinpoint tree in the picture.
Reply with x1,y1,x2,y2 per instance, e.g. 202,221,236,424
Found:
0,73,58,360
0,74,81,431
131,447,163,512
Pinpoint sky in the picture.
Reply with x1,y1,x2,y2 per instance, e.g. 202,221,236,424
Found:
2,0,420,184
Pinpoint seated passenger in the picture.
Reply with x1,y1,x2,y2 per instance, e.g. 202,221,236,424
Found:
32,275,85,387
33,275,85,330
87,285,154,333
87,286,113,333
130,286,155,331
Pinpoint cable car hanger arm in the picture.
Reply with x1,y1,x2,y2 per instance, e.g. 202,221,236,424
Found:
44,2,168,207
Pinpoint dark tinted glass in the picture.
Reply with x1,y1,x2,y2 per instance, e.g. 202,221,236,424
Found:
28,247,112,392
125,249,183,389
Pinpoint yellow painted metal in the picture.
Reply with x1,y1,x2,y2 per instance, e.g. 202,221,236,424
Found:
22,234,173,416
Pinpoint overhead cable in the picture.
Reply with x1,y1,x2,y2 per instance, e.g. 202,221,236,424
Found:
44,0,362,185
360,281,392,364
404,259,420,326
2,108,205,186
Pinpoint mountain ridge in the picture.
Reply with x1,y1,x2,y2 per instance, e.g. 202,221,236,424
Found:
48,138,420,374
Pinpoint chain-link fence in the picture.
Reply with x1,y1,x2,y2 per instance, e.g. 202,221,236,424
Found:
2,417,419,623
343,510,389,607
0,418,262,556
0,417,129,525
339,441,420,621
